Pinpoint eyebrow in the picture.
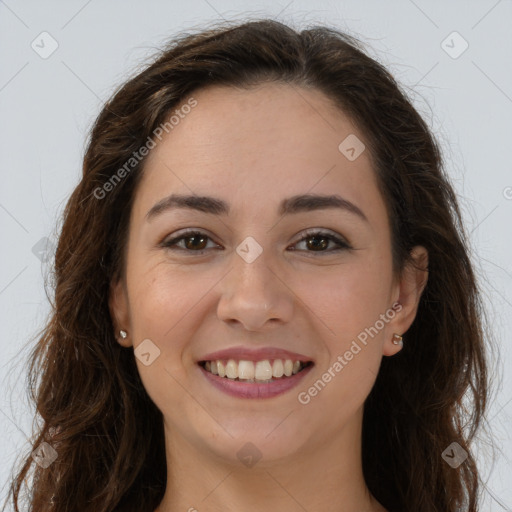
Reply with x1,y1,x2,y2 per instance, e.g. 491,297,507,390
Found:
145,193,368,222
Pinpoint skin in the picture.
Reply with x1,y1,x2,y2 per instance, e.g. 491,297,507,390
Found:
110,82,428,512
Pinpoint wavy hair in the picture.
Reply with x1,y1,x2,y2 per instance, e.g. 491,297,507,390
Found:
4,18,492,512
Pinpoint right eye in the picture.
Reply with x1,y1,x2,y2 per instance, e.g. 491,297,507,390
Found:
161,230,220,254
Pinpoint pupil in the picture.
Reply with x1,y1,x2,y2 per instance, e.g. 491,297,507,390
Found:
186,235,207,250
307,236,327,250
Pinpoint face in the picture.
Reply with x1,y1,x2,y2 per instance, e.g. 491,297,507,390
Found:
110,82,427,466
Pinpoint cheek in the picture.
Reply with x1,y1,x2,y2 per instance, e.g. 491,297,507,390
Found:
301,254,393,345
128,261,204,332
126,263,202,376
294,263,388,426
126,267,206,422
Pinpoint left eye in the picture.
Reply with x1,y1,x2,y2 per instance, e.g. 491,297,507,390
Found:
161,229,351,255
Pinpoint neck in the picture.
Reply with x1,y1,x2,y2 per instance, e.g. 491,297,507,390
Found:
154,407,387,512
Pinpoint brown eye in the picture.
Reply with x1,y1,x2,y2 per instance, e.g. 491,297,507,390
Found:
162,230,217,253
305,234,329,251
182,234,208,251
291,230,350,253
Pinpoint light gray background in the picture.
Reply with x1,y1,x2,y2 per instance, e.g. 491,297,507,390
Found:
1,0,511,510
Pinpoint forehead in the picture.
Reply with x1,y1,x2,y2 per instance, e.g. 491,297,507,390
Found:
131,83,386,227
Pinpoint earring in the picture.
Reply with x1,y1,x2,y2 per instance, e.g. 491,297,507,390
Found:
392,333,403,347
119,330,127,339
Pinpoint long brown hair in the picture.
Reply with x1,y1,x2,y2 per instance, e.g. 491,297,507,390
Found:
4,18,493,512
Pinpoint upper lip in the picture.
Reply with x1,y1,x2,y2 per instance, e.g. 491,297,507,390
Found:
198,346,314,363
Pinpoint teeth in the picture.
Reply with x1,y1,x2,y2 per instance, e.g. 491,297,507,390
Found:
226,359,237,379
238,360,255,380
283,359,293,377
202,358,308,381
272,359,284,378
255,360,272,380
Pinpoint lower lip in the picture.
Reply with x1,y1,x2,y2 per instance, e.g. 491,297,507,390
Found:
198,363,314,399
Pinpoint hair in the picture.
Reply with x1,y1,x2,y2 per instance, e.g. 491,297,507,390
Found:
4,17,493,512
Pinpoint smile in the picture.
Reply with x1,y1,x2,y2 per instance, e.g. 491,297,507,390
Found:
200,358,311,381
198,359,314,399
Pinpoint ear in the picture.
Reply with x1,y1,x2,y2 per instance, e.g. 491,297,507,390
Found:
109,277,132,348
383,245,428,356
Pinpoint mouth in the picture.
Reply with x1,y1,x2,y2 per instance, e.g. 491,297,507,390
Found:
197,356,315,399
198,358,314,382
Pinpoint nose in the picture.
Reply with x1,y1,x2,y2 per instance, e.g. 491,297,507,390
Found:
216,250,294,331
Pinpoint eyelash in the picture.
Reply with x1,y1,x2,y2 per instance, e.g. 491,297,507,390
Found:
161,229,351,256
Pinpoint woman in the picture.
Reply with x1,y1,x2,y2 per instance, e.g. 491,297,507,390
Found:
5,18,490,512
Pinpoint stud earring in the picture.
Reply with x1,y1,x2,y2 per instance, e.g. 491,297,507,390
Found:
392,333,403,347
119,330,127,339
